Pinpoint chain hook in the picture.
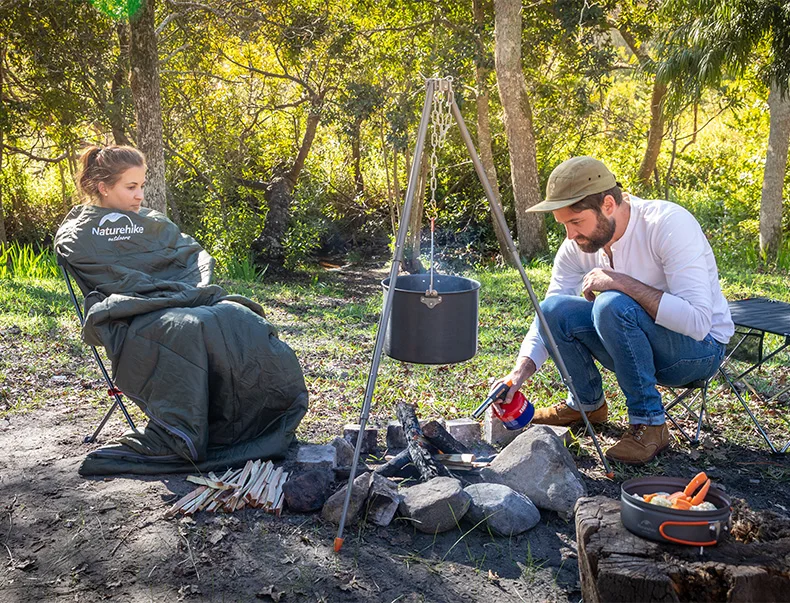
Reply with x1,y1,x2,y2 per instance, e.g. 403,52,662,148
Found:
426,77,454,298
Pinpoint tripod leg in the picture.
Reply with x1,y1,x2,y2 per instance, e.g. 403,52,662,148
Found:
450,98,614,478
334,79,438,552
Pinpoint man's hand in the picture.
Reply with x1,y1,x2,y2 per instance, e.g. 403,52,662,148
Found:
581,268,663,319
489,356,537,410
581,267,621,302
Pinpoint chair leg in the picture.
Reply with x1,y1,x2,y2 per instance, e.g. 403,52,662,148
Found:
663,386,705,445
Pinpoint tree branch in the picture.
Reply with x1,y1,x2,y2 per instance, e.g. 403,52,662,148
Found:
3,144,68,163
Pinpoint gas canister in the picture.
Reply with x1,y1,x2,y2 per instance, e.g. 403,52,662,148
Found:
493,390,534,430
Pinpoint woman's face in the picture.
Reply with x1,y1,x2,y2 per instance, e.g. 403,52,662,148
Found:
98,166,146,213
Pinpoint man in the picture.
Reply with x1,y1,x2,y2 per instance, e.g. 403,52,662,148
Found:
494,156,734,465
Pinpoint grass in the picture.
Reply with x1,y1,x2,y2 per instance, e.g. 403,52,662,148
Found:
1,250,789,460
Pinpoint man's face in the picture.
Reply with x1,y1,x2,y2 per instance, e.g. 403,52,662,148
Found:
552,206,615,253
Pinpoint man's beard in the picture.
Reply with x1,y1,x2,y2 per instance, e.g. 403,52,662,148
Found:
575,211,616,253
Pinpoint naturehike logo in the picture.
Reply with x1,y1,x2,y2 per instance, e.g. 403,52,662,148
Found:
92,212,144,241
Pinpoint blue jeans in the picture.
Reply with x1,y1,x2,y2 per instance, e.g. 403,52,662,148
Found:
538,292,726,425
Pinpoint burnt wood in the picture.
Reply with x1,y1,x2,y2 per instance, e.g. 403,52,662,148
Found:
421,420,471,454
395,403,448,481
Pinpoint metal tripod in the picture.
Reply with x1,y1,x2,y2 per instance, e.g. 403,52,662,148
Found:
333,78,613,553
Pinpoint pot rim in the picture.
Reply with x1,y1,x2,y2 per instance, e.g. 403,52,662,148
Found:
622,476,731,518
382,274,481,294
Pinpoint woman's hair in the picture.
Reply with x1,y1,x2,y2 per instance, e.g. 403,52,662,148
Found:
76,145,146,204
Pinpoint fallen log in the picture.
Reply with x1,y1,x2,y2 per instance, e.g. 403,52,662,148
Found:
421,420,471,454
396,402,449,481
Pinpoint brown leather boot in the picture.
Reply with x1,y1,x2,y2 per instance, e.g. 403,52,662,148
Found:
531,401,608,427
605,423,670,465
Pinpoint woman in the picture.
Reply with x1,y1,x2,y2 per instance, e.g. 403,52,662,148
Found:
56,146,308,476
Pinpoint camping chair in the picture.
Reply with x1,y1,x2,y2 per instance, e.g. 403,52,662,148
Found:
56,253,136,443
660,378,710,445
716,298,790,453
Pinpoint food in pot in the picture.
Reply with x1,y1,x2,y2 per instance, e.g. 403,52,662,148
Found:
690,501,717,511
640,472,714,510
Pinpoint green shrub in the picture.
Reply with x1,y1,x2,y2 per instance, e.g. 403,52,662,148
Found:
0,243,59,279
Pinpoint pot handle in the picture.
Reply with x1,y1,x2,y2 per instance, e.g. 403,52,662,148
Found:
659,520,718,546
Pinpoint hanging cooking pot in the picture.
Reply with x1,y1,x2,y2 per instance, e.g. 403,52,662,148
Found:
382,273,480,364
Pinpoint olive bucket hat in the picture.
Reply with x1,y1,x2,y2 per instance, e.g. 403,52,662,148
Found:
527,156,617,213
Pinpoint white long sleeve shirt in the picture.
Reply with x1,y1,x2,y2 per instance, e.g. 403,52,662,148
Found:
519,196,734,369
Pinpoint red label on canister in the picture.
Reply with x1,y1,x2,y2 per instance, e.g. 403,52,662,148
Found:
493,390,534,430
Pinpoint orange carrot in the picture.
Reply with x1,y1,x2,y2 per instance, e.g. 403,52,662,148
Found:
690,479,711,505
683,472,708,497
643,493,658,502
672,499,693,510
669,491,690,502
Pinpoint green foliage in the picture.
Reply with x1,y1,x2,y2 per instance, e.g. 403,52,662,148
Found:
220,253,268,282
88,0,143,20
0,243,59,280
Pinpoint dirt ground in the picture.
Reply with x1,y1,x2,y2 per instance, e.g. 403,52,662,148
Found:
2,266,789,602
0,401,583,602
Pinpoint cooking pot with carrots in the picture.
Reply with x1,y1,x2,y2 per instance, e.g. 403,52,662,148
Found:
621,472,731,546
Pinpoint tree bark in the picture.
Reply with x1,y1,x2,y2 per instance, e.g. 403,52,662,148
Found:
111,23,131,146
493,0,546,259
129,0,167,215
473,0,513,265
576,496,790,603
351,117,364,196
252,101,322,265
636,80,667,191
760,84,790,260
403,151,427,274
617,26,668,193
0,42,6,246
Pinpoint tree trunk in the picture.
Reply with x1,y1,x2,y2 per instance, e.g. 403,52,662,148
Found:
473,0,513,265
576,496,790,603
617,26,667,193
252,103,322,265
403,151,427,274
352,117,364,196
760,84,790,261
129,0,167,215
493,0,546,260
111,23,131,146
0,42,6,246
636,80,668,192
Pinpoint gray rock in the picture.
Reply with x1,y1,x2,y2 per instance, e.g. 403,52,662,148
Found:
282,470,333,513
331,436,355,467
446,418,482,447
398,477,470,534
321,472,371,525
367,473,401,526
343,424,379,454
386,420,407,450
463,483,540,536
483,406,524,446
481,425,587,520
296,444,336,471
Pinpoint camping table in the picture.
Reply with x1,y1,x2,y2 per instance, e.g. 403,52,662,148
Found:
718,298,790,453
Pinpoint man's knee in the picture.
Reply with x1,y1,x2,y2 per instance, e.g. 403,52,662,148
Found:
592,291,640,327
540,295,574,322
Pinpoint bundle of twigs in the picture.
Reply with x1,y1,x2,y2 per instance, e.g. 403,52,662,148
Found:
165,459,289,517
